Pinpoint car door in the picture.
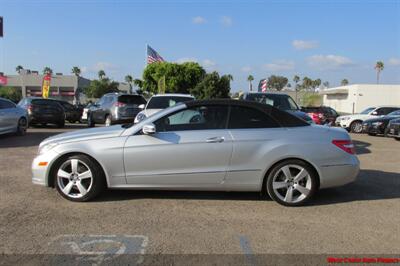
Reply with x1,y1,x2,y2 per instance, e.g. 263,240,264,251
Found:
92,96,106,122
123,104,233,186
225,105,287,188
0,99,18,133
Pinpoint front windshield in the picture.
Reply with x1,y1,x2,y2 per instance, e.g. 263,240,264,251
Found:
388,110,400,116
246,94,299,111
146,96,194,109
360,107,375,114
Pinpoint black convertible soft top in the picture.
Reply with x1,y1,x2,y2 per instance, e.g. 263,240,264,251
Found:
185,99,309,127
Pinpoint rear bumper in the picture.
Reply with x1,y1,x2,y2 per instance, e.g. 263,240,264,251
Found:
319,156,360,189
29,114,64,124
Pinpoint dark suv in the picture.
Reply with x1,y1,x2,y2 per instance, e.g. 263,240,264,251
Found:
18,97,65,128
88,93,147,127
239,92,313,123
55,100,83,123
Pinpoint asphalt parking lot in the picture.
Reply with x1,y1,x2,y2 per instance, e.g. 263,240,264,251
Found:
0,124,399,264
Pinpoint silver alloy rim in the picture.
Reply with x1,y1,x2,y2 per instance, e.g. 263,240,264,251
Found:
353,122,362,133
57,159,93,198
105,117,111,126
272,164,312,203
18,118,27,133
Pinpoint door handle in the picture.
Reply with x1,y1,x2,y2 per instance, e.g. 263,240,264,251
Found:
206,137,225,143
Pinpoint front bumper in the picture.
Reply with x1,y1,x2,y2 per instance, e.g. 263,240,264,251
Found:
336,119,351,129
32,150,59,187
319,156,360,189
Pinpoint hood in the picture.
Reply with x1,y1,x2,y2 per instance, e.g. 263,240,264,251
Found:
338,114,369,120
287,110,313,122
39,125,125,147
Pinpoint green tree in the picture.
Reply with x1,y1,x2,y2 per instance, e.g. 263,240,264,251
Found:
71,66,81,76
323,81,330,88
341,79,349,86
190,71,231,100
0,87,22,103
125,75,133,94
312,79,321,91
302,93,322,107
15,65,24,74
133,79,143,89
98,70,106,80
43,67,53,75
302,77,313,90
267,75,288,91
247,75,254,91
84,79,119,98
293,75,300,91
375,61,384,84
142,62,205,94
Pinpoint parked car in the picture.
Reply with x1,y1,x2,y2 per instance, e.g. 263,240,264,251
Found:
0,97,28,136
134,94,195,123
18,97,65,128
362,110,400,136
55,100,83,123
239,92,313,123
386,118,400,140
87,93,147,127
336,106,400,133
301,106,339,125
32,99,359,206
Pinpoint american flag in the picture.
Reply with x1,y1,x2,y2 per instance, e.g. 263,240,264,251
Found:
147,45,165,64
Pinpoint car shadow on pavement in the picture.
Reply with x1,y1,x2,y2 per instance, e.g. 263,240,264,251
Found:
353,140,371,155
310,169,400,206
96,169,399,205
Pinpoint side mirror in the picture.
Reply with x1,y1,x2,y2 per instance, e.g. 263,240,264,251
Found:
142,123,156,135
138,104,145,109
371,111,378,115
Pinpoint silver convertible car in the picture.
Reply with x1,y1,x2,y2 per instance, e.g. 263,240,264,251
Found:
32,100,359,206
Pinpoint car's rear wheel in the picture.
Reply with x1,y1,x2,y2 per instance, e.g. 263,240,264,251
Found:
16,117,27,136
266,160,318,206
55,155,105,202
105,115,112,126
350,121,363,133
87,114,95,127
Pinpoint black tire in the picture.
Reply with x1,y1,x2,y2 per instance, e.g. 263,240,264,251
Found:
368,132,377,136
57,120,65,128
87,114,95,128
16,117,27,136
395,137,400,141
54,154,106,202
265,159,318,207
350,121,363,133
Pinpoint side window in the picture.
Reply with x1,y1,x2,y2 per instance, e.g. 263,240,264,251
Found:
228,106,280,129
0,99,6,109
376,108,394,115
154,105,228,132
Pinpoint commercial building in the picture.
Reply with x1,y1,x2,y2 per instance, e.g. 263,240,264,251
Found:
321,84,400,114
0,70,131,103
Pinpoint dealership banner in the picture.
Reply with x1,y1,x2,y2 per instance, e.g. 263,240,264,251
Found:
0,75,7,85
41,74,51,98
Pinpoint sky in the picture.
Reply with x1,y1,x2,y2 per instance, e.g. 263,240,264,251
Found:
0,0,399,91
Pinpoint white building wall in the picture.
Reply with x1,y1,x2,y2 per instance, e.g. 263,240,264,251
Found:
323,84,400,114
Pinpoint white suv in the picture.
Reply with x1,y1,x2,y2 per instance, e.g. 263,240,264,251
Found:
336,106,400,133
134,94,194,123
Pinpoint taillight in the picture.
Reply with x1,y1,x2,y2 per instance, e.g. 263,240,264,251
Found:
114,102,126,107
27,104,33,114
332,140,355,155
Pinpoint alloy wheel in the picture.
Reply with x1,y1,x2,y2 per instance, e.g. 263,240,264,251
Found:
57,159,93,199
272,164,312,204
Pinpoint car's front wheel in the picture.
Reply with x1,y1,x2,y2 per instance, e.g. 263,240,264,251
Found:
54,155,105,202
266,160,318,206
350,121,363,133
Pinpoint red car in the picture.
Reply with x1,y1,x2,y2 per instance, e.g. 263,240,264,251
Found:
301,106,340,125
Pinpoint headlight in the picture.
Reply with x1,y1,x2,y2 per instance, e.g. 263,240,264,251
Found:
134,113,147,123
38,143,58,155
340,117,350,121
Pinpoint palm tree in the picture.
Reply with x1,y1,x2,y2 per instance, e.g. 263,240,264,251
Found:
98,70,106,80
375,61,384,84
15,65,24,74
125,75,133,94
293,75,300,89
313,79,321,91
71,66,81,77
341,79,349,86
302,77,312,90
43,67,53,75
133,79,143,89
227,74,233,81
323,81,330,88
247,75,254,91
